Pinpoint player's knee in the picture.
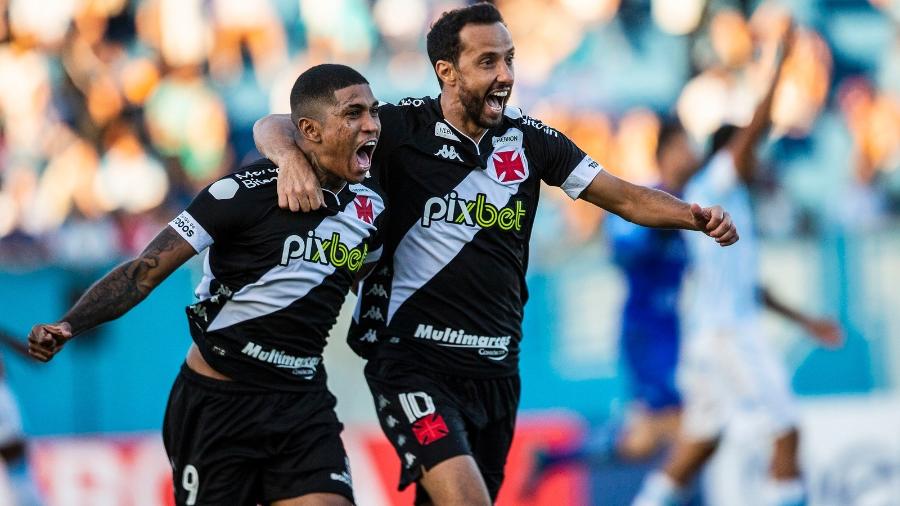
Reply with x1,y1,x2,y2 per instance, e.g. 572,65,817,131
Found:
419,455,492,506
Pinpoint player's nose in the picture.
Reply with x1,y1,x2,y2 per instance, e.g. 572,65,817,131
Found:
497,61,513,85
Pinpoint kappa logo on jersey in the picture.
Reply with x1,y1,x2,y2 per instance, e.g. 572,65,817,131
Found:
362,306,384,321
422,192,527,231
354,195,374,224
360,329,378,343
241,341,321,378
414,324,511,360
491,149,528,183
280,231,369,272
366,283,388,297
435,144,463,161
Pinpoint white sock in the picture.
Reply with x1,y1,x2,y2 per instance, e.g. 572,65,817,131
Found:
632,472,683,506
763,478,806,506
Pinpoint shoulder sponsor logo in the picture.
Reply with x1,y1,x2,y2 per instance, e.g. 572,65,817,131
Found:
208,178,240,200
240,341,321,378
435,144,463,161
171,211,200,238
353,195,374,224
233,166,279,189
521,116,559,138
422,192,526,231
413,324,511,361
280,232,369,272
491,128,523,148
398,97,426,107
435,122,461,142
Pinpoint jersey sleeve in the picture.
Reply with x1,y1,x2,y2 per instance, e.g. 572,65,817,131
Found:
524,116,604,199
168,176,252,253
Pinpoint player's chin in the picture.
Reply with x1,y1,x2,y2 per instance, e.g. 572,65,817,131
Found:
344,163,369,183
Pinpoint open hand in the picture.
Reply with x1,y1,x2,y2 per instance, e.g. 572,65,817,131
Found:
27,322,73,362
690,203,739,246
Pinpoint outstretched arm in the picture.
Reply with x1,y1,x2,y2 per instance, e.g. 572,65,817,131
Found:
760,287,843,347
27,227,196,362
581,171,739,246
729,25,794,182
253,114,324,212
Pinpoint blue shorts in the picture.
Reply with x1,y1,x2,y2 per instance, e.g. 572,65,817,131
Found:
620,324,681,412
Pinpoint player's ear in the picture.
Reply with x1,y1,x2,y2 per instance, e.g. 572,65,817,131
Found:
435,60,456,88
297,117,322,143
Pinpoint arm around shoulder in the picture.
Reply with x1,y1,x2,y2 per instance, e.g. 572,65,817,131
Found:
253,114,323,212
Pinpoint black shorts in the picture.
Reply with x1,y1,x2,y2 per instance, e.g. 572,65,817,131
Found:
364,357,520,503
162,364,354,505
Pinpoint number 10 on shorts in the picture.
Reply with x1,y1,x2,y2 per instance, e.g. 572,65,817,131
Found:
398,392,435,423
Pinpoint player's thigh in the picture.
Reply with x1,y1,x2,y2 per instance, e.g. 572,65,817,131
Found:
418,454,491,506
677,331,733,440
162,368,263,505
364,359,474,492
270,493,352,506
261,391,355,505
734,332,799,433
468,384,518,500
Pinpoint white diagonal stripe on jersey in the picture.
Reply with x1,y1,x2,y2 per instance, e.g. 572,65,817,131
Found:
388,166,524,323
194,252,214,300
206,196,384,332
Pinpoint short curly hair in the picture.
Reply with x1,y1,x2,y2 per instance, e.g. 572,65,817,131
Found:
426,2,505,88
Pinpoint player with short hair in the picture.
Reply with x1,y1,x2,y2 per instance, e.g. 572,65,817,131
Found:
27,63,385,506
254,4,738,505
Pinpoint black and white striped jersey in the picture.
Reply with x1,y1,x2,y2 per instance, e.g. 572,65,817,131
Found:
170,158,386,390
348,96,603,377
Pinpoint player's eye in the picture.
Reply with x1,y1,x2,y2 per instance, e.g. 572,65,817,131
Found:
347,110,361,119
371,105,380,116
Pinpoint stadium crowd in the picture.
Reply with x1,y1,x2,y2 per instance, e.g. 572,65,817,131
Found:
0,0,898,269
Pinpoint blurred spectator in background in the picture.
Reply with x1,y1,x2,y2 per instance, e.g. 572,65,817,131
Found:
0,0,898,271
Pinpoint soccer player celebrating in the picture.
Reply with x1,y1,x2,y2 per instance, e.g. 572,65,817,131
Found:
254,4,737,505
27,64,385,506
633,27,843,506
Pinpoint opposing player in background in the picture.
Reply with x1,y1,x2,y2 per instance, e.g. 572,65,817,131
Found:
633,27,843,506
0,329,43,506
605,121,693,460
26,64,385,506
254,4,739,505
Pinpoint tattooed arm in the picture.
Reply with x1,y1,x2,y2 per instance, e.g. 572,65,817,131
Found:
28,227,196,362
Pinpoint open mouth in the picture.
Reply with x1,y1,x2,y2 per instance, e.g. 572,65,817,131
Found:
355,139,377,169
485,88,510,114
